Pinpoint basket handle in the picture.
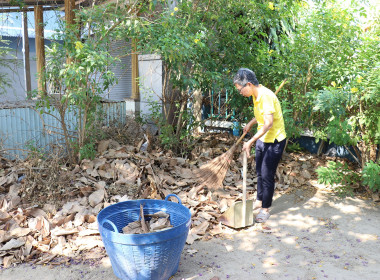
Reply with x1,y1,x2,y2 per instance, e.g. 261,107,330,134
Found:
165,194,182,204
102,219,118,233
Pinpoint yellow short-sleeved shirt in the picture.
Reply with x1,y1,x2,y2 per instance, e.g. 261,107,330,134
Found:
253,86,286,143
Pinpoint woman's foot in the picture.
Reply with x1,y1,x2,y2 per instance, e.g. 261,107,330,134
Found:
253,200,262,211
255,209,270,223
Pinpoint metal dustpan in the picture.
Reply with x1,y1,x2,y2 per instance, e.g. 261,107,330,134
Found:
220,152,254,228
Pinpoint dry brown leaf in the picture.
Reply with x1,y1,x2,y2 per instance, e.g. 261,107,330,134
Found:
191,220,209,236
89,168,100,178
89,189,105,207
97,140,111,154
0,210,11,223
3,255,14,268
157,173,176,185
1,227,31,243
372,193,380,202
78,229,99,237
51,227,79,237
301,170,312,179
8,195,21,210
186,233,201,245
98,170,113,179
8,184,21,198
81,160,94,171
0,238,25,251
27,208,48,219
210,224,223,236
123,221,143,234
93,158,107,170
79,186,93,196
73,213,86,227
35,254,57,265
186,199,200,208
174,167,194,179
198,212,213,221
74,236,103,250
219,199,228,213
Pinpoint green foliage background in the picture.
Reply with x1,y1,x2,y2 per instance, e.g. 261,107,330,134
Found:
1,0,378,190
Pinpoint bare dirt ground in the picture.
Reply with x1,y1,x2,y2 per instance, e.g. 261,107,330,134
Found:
2,185,379,280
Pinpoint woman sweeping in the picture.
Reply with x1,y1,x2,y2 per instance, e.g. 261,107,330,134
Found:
233,68,287,223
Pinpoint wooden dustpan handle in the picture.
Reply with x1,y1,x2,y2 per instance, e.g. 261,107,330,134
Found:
242,152,247,224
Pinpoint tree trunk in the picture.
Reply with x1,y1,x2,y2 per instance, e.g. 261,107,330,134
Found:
193,88,202,134
369,144,377,162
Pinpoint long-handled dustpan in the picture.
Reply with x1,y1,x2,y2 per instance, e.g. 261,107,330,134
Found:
220,152,254,228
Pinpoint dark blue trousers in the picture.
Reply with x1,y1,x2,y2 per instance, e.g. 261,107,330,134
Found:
255,138,286,208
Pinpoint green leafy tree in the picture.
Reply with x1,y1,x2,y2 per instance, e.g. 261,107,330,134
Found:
0,37,12,95
309,8,379,167
135,0,300,152
36,1,145,162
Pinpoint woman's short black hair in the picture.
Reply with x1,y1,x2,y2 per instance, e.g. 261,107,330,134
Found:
233,68,259,86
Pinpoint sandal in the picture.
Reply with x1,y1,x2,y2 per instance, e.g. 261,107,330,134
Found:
255,209,270,223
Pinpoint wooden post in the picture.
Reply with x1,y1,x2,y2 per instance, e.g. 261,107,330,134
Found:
65,0,75,27
65,0,76,64
22,10,31,98
34,5,46,95
131,38,140,100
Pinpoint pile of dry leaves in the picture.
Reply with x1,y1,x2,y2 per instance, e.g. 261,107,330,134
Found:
0,132,329,268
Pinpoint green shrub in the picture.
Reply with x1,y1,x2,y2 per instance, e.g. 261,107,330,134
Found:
362,161,380,192
286,142,303,153
316,161,360,197
79,142,97,160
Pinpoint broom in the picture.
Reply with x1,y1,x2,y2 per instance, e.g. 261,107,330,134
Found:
193,79,287,195
193,132,247,192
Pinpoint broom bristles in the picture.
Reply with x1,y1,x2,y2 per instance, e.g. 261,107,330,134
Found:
195,143,238,190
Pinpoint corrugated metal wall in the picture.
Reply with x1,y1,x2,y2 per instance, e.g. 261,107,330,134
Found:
0,101,126,159
107,40,132,101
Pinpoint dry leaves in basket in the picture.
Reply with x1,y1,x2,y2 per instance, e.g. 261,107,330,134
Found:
122,204,173,234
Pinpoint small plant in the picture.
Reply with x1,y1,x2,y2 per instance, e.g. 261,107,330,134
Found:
145,95,200,155
25,141,45,159
316,161,360,197
286,142,303,153
362,161,380,192
79,142,97,160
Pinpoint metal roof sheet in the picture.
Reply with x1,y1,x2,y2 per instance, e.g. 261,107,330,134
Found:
0,10,61,38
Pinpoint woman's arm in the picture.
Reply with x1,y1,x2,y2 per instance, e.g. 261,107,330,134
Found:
242,114,274,156
243,118,258,134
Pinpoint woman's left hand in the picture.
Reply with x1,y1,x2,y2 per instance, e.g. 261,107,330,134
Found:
242,140,254,158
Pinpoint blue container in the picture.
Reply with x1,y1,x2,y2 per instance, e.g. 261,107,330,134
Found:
232,121,240,136
97,194,191,280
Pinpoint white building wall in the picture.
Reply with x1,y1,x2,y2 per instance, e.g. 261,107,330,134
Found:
138,54,162,119
0,42,38,102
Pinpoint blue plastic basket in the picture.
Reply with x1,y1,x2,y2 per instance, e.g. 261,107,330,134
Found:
97,194,191,280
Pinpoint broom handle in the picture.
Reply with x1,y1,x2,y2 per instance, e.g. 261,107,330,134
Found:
236,131,247,146
242,151,247,225
274,78,287,95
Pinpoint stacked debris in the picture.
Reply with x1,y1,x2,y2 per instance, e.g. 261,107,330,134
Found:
122,207,173,234
0,133,340,267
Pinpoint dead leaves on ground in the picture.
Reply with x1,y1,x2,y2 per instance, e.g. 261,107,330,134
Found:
0,133,335,267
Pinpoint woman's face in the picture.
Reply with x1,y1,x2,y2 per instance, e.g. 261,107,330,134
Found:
235,83,252,97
